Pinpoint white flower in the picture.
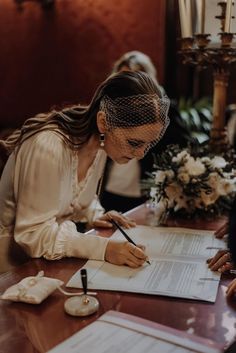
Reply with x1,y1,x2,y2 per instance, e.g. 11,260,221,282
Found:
165,170,175,180
148,145,236,217
154,171,167,183
154,170,175,184
207,172,220,189
150,187,158,198
210,156,227,169
172,151,190,163
201,157,211,164
165,182,183,202
178,172,190,184
207,172,236,196
217,178,236,196
184,156,206,176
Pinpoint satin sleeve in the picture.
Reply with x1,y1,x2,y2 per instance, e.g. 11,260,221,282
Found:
13,131,109,261
84,196,105,225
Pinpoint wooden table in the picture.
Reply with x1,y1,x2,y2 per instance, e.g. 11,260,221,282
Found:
0,205,235,353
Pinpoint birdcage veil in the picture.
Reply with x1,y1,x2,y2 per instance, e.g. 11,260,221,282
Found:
100,93,170,156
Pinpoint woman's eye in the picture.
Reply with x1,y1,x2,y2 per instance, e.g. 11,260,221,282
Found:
127,140,144,148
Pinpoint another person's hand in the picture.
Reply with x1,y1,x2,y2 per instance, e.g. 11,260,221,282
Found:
226,279,236,298
214,222,229,239
207,249,233,273
105,240,147,268
93,210,136,229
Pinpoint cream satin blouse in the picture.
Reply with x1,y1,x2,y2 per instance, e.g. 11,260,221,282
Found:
0,131,109,261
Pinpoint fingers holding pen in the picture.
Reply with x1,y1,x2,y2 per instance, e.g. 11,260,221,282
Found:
129,243,146,258
126,243,148,267
105,240,148,268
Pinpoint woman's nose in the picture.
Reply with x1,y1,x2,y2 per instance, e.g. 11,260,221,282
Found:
133,146,146,159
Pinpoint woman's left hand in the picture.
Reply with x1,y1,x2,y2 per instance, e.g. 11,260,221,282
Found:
93,210,136,229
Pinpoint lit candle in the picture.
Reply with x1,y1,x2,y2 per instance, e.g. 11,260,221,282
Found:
186,0,192,37
224,0,232,32
179,0,188,37
178,0,192,37
195,0,204,33
201,0,205,34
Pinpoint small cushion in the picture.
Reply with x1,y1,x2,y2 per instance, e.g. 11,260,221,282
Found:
0,271,63,304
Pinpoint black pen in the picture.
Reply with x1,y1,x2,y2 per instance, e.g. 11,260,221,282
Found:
108,217,151,265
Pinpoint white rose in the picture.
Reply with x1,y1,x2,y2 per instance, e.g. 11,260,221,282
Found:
207,172,220,188
165,182,183,201
184,156,206,176
178,172,190,184
217,178,236,196
172,150,190,163
165,170,175,180
201,157,211,164
210,156,227,169
154,170,167,183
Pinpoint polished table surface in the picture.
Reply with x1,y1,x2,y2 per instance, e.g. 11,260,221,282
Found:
0,205,236,353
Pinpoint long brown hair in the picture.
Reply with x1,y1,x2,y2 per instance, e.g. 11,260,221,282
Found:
1,71,164,156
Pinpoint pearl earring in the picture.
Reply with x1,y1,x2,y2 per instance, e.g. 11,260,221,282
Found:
99,133,105,147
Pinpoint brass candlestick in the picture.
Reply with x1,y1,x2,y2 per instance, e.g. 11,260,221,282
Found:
179,2,236,152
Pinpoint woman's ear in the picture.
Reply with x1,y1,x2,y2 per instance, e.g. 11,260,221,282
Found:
97,111,107,133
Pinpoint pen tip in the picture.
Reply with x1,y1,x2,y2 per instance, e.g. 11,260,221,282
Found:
146,260,151,265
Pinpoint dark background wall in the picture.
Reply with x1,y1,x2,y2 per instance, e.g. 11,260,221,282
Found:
0,0,235,131
0,0,166,129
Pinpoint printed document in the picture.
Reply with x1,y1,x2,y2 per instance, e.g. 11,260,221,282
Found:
47,311,222,353
67,226,225,302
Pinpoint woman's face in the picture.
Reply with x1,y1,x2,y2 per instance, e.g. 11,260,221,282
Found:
104,122,163,164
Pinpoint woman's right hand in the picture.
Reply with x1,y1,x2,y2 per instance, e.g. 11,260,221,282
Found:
207,249,233,273
105,240,148,268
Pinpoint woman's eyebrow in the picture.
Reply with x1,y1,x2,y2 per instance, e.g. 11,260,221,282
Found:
129,138,157,144
128,138,146,143
128,139,145,145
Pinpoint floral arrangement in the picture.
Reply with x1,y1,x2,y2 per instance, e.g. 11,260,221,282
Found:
143,144,236,218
